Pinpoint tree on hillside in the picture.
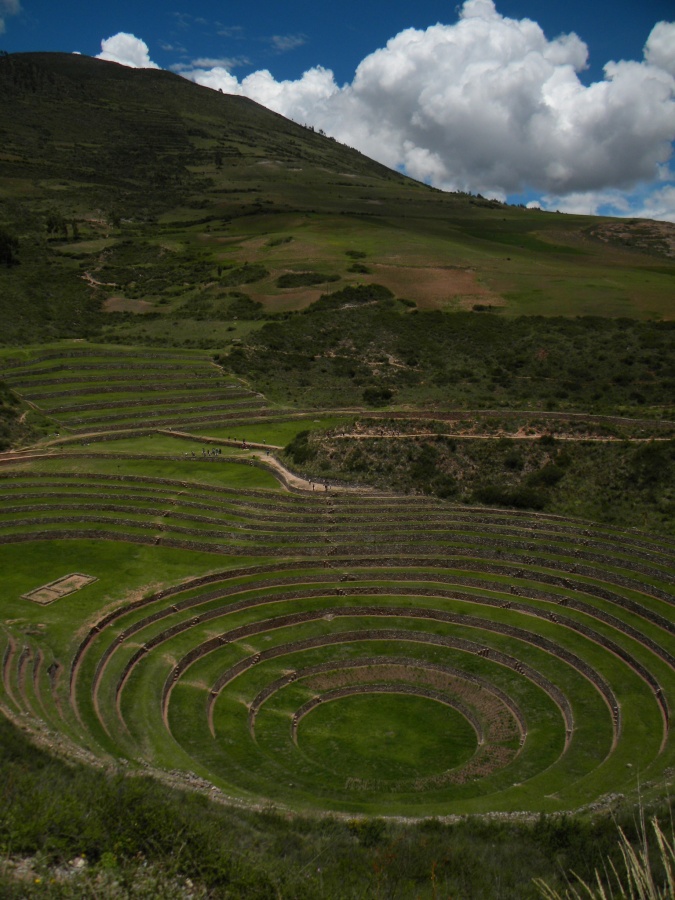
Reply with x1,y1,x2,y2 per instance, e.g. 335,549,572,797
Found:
0,227,19,266
45,211,68,240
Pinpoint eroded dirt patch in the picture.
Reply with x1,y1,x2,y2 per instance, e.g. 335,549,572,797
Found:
589,220,675,259
367,265,503,310
103,297,156,313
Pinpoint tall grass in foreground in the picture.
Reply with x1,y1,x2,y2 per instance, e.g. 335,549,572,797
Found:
536,814,675,900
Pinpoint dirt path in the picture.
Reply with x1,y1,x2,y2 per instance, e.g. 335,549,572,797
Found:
159,429,283,451
247,449,374,493
331,431,672,443
0,449,58,465
159,429,375,492
81,272,117,289
0,444,374,494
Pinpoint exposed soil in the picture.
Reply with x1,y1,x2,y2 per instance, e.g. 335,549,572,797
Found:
590,220,675,259
103,297,156,313
367,264,503,310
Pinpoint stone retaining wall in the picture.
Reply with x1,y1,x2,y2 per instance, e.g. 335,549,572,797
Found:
204,629,574,738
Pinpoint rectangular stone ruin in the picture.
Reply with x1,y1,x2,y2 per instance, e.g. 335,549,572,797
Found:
22,573,98,605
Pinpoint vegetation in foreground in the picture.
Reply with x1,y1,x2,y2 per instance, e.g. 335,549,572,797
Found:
536,814,675,900
1,714,674,899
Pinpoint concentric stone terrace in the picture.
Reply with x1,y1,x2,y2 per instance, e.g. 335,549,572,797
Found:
2,467,673,816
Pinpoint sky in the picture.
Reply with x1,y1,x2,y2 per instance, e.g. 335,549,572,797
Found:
2,0,675,221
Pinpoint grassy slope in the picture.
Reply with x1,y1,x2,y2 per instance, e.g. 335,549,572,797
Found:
0,52,673,352
0,379,46,449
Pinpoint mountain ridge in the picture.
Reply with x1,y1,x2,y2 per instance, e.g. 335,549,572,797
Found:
0,49,673,351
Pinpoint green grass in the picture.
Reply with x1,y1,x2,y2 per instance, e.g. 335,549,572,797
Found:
45,544,659,809
296,693,479,780
6,455,282,490
1,463,674,858
0,541,263,649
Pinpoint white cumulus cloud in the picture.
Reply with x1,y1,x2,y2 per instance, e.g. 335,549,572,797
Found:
0,0,20,34
177,1,675,203
184,63,340,126
644,21,675,77
97,3,675,219
96,33,159,69
633,185,675,222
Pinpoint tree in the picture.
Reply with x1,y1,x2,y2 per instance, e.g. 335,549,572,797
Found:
0,228,19,266
45,211,68,240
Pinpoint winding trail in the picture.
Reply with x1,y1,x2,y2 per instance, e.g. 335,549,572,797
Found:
1,405,672,495
0,443,373,494
330,431,674,443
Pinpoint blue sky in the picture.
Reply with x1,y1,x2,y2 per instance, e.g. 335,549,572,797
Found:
2,0,675,220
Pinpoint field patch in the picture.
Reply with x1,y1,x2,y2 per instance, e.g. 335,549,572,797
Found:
367,264,502,310
103,297,155,314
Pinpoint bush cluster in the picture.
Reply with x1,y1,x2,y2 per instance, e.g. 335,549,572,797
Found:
220,297,675,414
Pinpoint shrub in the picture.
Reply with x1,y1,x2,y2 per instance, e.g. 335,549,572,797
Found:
227,292,264,320
528,464,565,487
474,484,547,510
284,429,317,464
310,283,394,312
276,272,340,288
504,451,524,470
220,263,268,286
363,386,393,406
631,441,674,487
0,227,19,266
433,473,458,498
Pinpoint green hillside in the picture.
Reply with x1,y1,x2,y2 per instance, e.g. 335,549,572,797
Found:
1,51,673,348
0,51,674,898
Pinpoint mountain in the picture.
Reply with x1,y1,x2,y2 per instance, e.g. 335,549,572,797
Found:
0,51,420,218
0,51,673,349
